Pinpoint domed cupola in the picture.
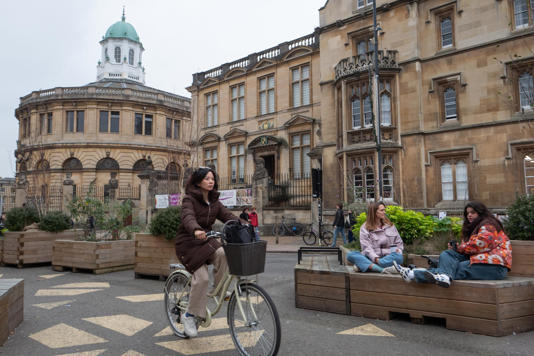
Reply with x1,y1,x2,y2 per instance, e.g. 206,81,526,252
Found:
97,9,145,84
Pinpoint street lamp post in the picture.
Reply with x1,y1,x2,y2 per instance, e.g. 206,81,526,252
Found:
372,0,384,200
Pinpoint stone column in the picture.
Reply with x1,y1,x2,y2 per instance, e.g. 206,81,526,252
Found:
15,173,27,208
62,172,74,213
137,171,150,225
252,157,269,236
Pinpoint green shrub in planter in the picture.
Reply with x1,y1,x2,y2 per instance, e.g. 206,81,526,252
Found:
149,206,182,240
39,211,72,232
505,195,534,240
5,206,40,231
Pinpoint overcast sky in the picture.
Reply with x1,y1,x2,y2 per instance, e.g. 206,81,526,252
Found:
0,0,326,178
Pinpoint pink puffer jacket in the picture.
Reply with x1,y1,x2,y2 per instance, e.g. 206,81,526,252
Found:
359,223,404,261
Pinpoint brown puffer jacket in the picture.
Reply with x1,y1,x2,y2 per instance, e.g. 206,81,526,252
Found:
175,185,238,273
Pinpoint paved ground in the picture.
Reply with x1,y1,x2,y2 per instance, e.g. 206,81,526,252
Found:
1,248,533,356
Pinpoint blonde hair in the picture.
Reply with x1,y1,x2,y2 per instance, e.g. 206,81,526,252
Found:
365,201,392,231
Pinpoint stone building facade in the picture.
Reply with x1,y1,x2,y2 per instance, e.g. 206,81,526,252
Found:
14,14,191,207
318,0,534,210
187,31,321,185
191,0,534,211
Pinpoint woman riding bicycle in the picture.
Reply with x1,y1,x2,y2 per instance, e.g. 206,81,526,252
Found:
174,167,238,338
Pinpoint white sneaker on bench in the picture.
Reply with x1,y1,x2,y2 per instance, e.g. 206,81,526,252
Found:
393,261,414,282
381,265,398,274
353,265,360,272
422,271,451,288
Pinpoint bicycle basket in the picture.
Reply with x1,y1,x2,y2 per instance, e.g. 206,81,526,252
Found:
223,240,267,276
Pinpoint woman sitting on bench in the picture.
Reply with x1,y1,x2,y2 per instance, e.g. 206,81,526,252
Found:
394,201,512,288
346,201,403,274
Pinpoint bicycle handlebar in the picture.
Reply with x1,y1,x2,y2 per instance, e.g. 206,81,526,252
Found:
206,231,223,239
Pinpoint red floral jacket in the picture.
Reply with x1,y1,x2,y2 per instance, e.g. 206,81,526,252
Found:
457,224,512,270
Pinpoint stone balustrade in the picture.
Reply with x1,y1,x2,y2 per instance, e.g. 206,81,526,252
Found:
334,50,400,81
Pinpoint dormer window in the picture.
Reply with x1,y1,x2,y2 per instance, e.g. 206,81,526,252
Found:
114,47,121,63
129,49,134,65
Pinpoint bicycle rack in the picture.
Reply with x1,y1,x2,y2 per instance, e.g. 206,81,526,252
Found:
297,247,342,265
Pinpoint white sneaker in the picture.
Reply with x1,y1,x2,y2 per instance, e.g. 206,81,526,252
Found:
181,313,198,337
421,271,451,288
393,261,414,282
353,265,360,272
381,265,398,274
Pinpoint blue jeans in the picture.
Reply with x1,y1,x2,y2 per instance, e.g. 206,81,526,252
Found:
413,249,508,283
253,227,260,241
347,251,403,272
331,226,347,247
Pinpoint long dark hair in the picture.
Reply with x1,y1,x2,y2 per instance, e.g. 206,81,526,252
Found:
461,201,503,241
365,201,392,231
185,167,219,199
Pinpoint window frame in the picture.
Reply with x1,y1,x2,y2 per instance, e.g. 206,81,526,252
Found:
114,46,121,63
40,113,46,135
258,74,275,116
357,0,374,9
437,80,460,122
438,14,454,49
512,0,534,29
290,132,312,179
230,83,245,121
513,63,534,112
205,91,219,127
351,154,378,202
349,80,373,129
204,147,218,169
291,64,311,108
66,110,84,133
439,157,469,202
229,143,245,184
523,152,534,195
47,112,53,134
128,49,134,65
134,113,153,136
166,118,180,139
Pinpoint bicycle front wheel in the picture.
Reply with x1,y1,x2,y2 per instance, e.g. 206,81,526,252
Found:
228,283,281,356
302,231,317,245
164,270,191,338
321,231,333,245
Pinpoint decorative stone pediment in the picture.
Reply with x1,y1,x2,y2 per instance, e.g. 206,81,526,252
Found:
199,132,222,144
224,68,246,80
200,77,218,88
283,114,316,128
283,47,313,61
248,135,285,150
253,59,276,71
223,127,248,140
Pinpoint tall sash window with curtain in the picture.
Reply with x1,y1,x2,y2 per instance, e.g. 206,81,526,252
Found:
230,144,245,183
291,133,311,179
292,64,310,107
440,160,468,201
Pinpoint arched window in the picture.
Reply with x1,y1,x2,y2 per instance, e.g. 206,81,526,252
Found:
365,167,375,200
36,159,50,171
380,80,392,126
440,17,453,48
128,49,134,65
104,47,108,60
62,157,83,171
114,47,121,63
519,72,533,110
383,166,394,200
363,95,373,127
444,87,457,119
132,159,153,171
353,168,363,201
166,162,181,180
96,157,119,170
351,97,361,129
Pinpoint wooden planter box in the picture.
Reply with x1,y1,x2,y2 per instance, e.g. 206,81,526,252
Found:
52,240,135,274
0,279,24,346
0,237,3,264
2,230,80,267
134,233,178,278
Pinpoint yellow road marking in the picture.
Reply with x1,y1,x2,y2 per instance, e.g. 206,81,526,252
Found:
35,288,103,296
154,318,228,336
337,323,395,337
39,273,64,279
33,300,74,310
121,350,145,356
53,282,110,289
156,331,262,355
29,323,107,348
83,314,152,336
57,349,107,356
116,293,163,302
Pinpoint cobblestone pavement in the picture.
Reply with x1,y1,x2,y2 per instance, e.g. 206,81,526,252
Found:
1,253,534,356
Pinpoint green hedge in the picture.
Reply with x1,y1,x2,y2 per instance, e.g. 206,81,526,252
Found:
350,205,462,249
39,211,72,232
5,206,40,232
505,195,534,240
149,206,182,240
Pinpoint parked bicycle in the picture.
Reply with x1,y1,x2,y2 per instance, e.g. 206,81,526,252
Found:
302,223,333,246
272,215,305,236
164,230,281,356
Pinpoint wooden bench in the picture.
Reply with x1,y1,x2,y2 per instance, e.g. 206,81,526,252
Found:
295,240,534,336
0,279,24,346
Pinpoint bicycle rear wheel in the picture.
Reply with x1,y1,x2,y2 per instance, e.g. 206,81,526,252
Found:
164,271,191,338
302,231,317,245
228,283,281,356
321,231,333,245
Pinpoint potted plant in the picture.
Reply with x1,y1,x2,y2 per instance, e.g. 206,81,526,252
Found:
134,206,181,278
52,186,136,273
504,195,534,275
